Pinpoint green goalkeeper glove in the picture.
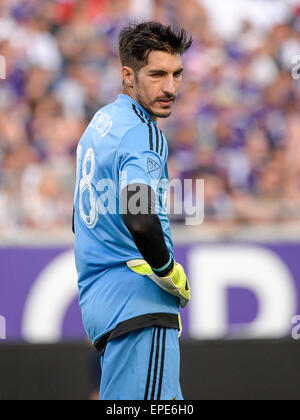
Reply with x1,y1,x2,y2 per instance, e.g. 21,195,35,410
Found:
127,259,190,308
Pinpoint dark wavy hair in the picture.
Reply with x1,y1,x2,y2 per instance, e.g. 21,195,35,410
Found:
119,21,193,72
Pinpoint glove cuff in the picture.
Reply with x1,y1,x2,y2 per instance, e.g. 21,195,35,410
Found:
152,257,175,278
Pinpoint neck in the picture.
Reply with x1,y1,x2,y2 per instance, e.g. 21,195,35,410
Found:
121,85,157,122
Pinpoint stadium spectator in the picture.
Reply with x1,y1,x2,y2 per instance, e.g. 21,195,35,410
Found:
0,0,300,235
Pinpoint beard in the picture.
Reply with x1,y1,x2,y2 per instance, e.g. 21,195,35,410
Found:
135,86,175,119
148,108,172,119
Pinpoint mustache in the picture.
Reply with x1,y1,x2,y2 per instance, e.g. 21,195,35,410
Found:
155,95,176,102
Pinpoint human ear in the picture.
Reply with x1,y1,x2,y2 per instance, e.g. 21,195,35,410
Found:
121,66,135,88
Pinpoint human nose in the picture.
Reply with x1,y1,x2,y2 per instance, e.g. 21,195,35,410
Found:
163,75,176,96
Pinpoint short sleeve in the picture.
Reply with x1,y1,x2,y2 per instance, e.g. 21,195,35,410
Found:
118,124,165,191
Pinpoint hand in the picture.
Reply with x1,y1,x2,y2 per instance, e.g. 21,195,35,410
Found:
127,259,190,308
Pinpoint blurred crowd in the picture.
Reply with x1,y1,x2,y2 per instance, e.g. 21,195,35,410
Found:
1,0,300,236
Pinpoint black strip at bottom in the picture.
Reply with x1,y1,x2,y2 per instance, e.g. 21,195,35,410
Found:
144,327,157,401
150,327,161,400
94,313,179,356
156,327,167,400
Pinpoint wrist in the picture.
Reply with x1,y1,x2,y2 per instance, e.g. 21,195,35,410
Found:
152,257,175,278
164,267,175,277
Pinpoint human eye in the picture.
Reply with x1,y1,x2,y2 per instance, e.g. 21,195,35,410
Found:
151,73,162,78
174,71,183,78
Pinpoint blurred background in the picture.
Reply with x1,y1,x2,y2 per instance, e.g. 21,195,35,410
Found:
1,0,300,400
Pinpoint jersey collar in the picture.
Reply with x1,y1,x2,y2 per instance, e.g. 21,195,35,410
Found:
117,94,156,124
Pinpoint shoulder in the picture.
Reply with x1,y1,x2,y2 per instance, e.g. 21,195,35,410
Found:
119,112,167,161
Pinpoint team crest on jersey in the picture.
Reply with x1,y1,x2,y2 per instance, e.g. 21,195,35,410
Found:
147,157,162,180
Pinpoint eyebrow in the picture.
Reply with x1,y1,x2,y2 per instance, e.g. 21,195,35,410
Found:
149,67,184,74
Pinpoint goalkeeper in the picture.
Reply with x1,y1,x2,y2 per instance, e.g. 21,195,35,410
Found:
73,22,192,400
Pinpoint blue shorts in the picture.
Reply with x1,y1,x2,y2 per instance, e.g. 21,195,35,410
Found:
99,326,183,400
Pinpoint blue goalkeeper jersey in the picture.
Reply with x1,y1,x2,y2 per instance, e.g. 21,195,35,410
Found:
74,94,179,347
